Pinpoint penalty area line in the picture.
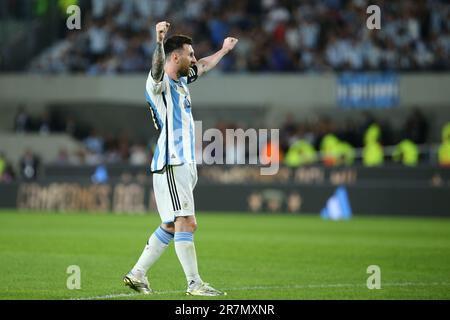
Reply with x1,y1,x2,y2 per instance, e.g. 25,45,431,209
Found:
70,281,450,300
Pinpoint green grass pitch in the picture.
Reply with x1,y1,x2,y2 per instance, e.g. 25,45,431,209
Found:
0,210,449,300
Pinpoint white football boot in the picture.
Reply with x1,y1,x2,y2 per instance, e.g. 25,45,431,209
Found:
186,280,227,296
123,271,152,295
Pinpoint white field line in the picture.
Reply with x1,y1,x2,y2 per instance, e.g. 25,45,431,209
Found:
70,281,450,300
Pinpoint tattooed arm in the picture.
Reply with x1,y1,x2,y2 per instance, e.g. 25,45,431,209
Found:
151,42,165,82
151,21,170,82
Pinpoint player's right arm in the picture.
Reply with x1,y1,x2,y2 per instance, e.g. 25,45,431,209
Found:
151,21,170,83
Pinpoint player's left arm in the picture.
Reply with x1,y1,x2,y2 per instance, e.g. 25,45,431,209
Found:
195,37,238,77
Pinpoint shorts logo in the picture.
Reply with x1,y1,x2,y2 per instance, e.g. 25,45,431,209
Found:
183,201,189,209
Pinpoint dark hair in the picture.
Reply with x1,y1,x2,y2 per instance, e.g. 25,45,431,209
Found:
164,35,193,57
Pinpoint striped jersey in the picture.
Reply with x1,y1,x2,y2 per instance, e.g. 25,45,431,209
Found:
145,66,198,173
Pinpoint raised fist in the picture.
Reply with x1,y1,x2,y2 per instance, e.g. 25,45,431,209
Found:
156,21,170,43
222,37,238,53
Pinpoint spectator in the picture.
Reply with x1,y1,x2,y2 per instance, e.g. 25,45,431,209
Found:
129,144,148,165
83,128,104,154
0,152,15,183
87,17,110,60
19,149,40,181
404,109,429,144
0,152,6,177
38,111,51,135
53,148,72,165
438,122,450,167
14,106,31,133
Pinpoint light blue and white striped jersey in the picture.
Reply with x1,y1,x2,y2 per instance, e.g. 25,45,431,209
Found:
145,66,198,173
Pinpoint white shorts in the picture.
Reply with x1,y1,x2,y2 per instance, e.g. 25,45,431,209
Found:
152,163,198,224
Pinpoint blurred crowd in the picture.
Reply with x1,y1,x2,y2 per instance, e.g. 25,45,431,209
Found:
26,0,450,73
5,105,151,182
279,109,430,152
2,106,450,183
277,109,437,167
198,108,450,168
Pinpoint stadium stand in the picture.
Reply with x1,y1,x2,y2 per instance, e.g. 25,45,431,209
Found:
0,0,449,216
1,0,449,73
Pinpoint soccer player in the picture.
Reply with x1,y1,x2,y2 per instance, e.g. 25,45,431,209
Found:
123,21,238,296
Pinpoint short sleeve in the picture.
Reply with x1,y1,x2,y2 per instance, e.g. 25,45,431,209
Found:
187,65,198,84
146,71,167,95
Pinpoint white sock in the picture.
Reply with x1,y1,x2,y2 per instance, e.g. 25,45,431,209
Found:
174,232,202,285
132,227,173,276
